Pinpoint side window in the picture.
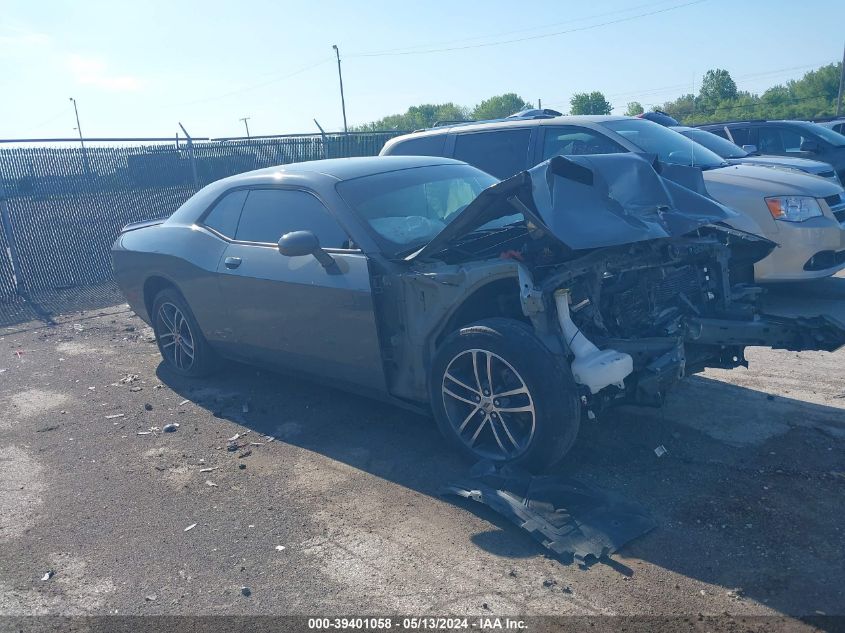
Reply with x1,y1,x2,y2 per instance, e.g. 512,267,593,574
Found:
453,129,531,179
757,127,803,153
235,189,349,248
726,126,750,145
541,126,625,160
203,189,248,238
387,134,446,157
780,128,804,152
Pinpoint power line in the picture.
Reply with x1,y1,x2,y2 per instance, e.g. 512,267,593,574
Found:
161,57,333,110
682,93,840,119
348,0,708,58
351,0,685,56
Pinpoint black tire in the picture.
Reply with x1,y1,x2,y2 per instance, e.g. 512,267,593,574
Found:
151,287,218,377
430,317,581,472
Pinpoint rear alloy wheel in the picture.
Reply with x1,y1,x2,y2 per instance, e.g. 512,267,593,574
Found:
151,288,217,377
430,318,581,472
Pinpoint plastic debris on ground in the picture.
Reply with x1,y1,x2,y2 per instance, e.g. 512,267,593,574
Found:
183,523,197,532
105,413,124,420
41,570,54,581
654,445,668,458
441,460,656,564
162,423,179,433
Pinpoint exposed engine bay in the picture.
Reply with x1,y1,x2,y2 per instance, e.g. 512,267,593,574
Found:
380,153,845,415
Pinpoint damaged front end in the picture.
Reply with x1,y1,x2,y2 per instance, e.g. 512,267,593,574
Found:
410,153,845,416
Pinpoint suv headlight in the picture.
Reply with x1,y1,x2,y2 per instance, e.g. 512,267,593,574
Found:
765,196,823,222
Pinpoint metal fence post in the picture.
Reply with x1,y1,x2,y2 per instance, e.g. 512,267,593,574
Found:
179,123,199,187
0,179,25,298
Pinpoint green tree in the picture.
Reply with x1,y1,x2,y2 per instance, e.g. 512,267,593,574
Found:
354,103,469,131
658,93,696,122
471,93,532,120
698,69,738,105
569,91,612,115
624,101,644,116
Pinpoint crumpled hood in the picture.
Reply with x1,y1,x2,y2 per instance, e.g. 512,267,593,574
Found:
412,153,743,260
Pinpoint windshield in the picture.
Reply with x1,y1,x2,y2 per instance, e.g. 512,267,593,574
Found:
793,121,845,147
600,118,728,169
337,164,498,256
679,128,748,159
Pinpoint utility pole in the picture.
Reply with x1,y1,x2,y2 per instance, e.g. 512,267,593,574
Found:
837,40,845,117
538,98,542,109
239,116,251,138
332,44,348,134
69,97,90,175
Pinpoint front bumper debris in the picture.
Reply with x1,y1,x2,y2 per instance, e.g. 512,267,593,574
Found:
441,461,655,564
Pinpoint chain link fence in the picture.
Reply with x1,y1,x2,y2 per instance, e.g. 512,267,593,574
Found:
0,131,403,305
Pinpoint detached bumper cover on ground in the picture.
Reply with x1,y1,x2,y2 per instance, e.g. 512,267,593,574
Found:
442,461,656,563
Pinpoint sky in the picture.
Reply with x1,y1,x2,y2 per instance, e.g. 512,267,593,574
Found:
1,0,844,140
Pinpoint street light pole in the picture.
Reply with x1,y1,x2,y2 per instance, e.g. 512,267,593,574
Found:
332,44,348,134
239,116,251,138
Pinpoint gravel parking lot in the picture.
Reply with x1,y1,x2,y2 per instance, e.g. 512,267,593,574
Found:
1,275,844,629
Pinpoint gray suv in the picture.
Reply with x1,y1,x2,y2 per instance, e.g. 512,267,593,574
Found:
698,120,845,183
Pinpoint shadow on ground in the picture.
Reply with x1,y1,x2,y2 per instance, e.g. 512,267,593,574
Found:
156,348,845,617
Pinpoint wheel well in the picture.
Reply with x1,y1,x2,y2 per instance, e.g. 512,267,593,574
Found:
434,278,527,348
143,276,178,319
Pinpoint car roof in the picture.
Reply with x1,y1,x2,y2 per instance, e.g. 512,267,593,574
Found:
217,155,464,184
399,115,630,137
670,126,696,132
703,119,815,127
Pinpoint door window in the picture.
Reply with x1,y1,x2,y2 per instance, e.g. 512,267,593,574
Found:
202,189,248,238
726,126,750,145
388,134,447,156
542,126,625,160
757,127,804,153
234,189,349,247
453,129,531,179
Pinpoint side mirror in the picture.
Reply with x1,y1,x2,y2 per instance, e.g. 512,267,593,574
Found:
799,139,820,153
741,144,758,154
277,230,336,269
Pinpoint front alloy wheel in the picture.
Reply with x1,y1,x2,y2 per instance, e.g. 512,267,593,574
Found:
430,318,581,472
441,348,536,461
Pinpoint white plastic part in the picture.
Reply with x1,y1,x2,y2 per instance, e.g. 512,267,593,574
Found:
554,289,633,394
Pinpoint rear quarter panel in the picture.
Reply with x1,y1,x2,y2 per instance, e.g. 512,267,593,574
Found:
112,224,228,332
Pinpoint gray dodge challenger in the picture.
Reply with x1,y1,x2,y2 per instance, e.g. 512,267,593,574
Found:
112,154,845,470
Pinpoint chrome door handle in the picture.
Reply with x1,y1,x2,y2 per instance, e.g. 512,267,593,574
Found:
224,256,242,269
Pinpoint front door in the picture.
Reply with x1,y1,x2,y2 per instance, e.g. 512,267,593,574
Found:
217,187,387,393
